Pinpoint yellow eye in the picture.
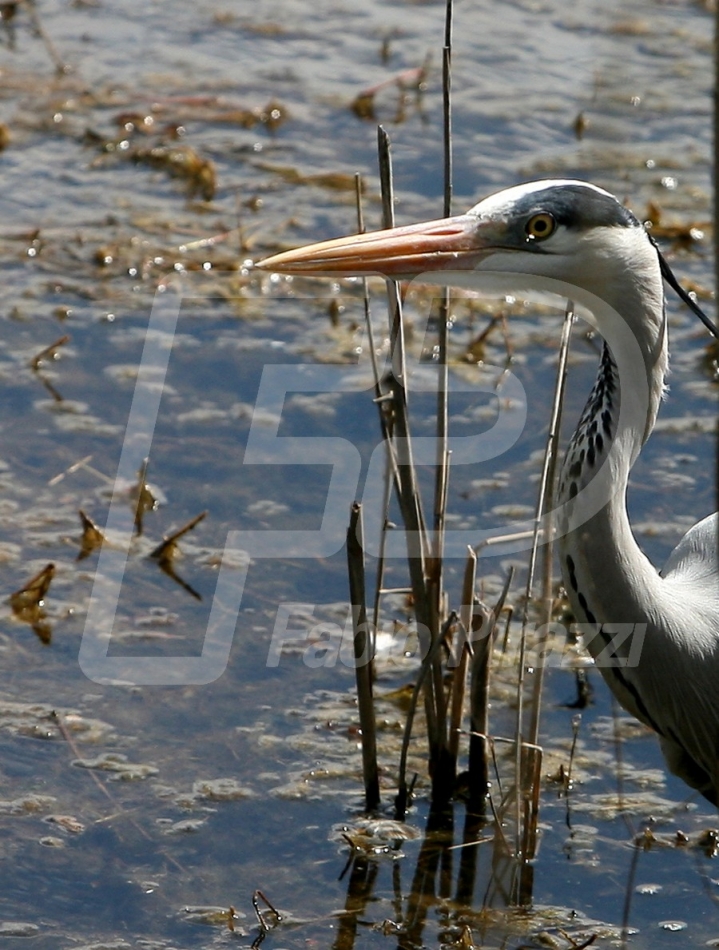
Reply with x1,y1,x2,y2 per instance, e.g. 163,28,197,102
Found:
525,212,556,241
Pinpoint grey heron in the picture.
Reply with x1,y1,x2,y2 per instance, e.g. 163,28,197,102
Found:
256,179,719,803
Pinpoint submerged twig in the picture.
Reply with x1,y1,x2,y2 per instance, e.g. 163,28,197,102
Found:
30,334,70,402
49,454,112,488
26,0,68,74
251,890,283,949
564,713,582,830
620,838,642,950
30,334,70,370
50,710,152,846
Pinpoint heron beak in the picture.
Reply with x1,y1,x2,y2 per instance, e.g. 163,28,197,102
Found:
255,213,502,278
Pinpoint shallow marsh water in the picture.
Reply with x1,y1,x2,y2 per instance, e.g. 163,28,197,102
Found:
0,0,717,948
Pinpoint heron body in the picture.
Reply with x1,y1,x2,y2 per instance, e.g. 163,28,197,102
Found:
257,179,719,802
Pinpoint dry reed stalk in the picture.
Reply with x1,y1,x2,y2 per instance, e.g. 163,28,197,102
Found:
353,174,396,645
353,174,382,399
421,0,457,808
395,612,457,818
387,0,460,813
467,570,513,818
430,16,454,620
347,502,380,812
447,548,477,769
467,603,493,819
376,128,451,800
517,741,542,905
512,302,574,857
526,303,575,744
518,304,574,870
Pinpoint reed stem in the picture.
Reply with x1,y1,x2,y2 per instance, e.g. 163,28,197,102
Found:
347,503,380,813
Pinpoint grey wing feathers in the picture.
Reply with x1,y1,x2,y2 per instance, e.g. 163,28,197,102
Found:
660,512,718,585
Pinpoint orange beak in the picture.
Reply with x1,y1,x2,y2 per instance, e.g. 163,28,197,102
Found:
255,213,498,279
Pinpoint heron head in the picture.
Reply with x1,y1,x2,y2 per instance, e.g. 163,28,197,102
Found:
255,179,663,318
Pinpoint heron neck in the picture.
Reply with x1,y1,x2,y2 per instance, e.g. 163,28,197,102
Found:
556,287,668,626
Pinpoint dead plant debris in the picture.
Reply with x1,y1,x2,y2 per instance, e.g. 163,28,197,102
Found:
76,509,105,560
643,200,709,248
8,562,55,644
255,161,364,193
131,458,159,536
351,56,431,120
150,510,207,600
30,334,70,370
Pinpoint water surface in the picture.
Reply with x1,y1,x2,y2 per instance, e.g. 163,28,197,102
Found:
0,1,717,947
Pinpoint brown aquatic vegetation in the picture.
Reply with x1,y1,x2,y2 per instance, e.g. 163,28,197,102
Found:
642,199,710,249
129,143,217,202
82,94,289,203
351,56,431,121
150,511,207,600
131,458,159,536
88,129,217,202
76,509,105,561
255,161,364,193
8,563,55,644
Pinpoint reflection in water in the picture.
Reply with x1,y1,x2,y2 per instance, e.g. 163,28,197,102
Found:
332,804,556,949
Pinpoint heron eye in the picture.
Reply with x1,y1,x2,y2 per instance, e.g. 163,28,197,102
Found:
525,212,556,241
